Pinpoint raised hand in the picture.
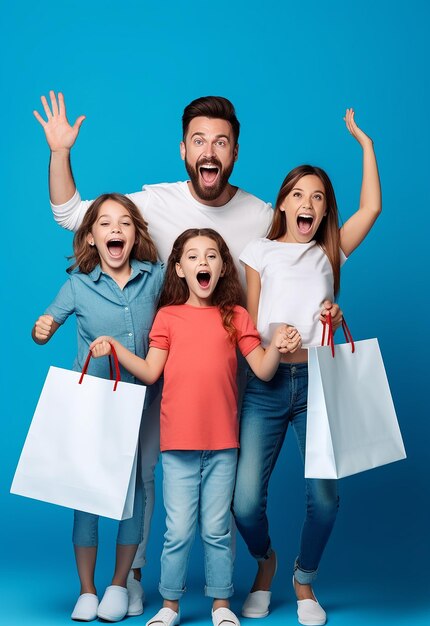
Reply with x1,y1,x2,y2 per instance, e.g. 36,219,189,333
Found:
344,108,373,147
33,91,85,152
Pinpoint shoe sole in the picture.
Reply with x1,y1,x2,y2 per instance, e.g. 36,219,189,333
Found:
241,611,269,619
127,608,144,617
298,619,326,626
97,613,126,622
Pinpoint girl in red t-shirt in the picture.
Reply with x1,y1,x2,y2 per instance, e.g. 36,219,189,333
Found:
91,228,301,626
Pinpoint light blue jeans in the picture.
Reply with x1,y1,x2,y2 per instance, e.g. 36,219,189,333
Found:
232,363,339,584
159,449,238,600
131,393,161,568
72,456,144,546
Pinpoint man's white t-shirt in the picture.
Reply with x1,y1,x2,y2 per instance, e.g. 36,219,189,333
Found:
52,182,273,288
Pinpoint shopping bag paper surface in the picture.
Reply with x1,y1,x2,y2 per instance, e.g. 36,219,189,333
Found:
11,365,146,520
305,339,406,479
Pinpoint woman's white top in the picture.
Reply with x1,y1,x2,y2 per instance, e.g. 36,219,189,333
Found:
240,238,346,348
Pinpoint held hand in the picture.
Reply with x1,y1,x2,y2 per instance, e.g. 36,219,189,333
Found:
277,325,302,354
33,91,85,152
319,300,342,331
34,314,54,341
90,336,114,358
344,108,373,148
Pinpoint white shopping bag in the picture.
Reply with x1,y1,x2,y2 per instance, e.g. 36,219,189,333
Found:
11,349,146,520
305,318,406,479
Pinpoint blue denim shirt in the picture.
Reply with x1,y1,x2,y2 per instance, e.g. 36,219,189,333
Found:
45,259,165,405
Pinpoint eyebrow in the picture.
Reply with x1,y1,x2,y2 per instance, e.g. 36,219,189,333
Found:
97,214,131,220
185,247,219,253
292,187,326,195
190,132,230,141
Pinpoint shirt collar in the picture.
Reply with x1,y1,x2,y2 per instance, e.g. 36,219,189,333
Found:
88,259,155,283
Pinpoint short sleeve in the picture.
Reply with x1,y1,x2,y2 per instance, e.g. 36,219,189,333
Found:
340,248,347,267
149,309,170,350
45,279,76,325
239,239,264,272
233,306,261,357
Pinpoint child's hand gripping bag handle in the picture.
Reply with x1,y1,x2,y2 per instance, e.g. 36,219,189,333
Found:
321,313,355,357
79,344,121,391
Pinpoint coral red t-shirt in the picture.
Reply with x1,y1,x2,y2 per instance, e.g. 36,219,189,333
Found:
149,304,261,451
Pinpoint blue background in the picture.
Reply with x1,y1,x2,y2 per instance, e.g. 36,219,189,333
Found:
1,1,429,624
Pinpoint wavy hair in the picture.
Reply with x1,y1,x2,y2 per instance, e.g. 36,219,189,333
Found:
67,193,157,274
267,165,341,296
158,228,243,343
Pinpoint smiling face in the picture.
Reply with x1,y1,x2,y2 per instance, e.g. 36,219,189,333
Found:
86,199,137,277
279,175,327,243
175,236,226,306
180,117,238,205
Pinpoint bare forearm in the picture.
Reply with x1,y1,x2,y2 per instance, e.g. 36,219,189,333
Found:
247,344,281,382
360,141,381,216
110,339,160,385
49,149,76,205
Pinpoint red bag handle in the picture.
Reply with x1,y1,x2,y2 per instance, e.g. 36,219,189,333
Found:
321,313,355,358
79,344,121,391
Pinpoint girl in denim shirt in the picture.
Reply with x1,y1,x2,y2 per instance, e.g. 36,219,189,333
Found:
32,193,164,622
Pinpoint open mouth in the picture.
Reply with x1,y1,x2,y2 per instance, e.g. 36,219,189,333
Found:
297,214,314,234
107,239,125,257
197,271,211,288
199,164,220,186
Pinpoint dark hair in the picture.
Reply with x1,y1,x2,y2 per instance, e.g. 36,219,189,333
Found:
267,165,341,296
158,228,243,343
68,193,158,274
182,96,240,145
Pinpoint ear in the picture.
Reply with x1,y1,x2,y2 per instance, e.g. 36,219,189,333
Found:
234,143,239,162
175,262,185,278
86,233,95,246
220,262,226,277
180,141,186,161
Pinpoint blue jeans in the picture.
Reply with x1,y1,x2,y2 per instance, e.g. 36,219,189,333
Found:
132,393,161,568
160,449,238,600
72,455,144,547
232,363,339,584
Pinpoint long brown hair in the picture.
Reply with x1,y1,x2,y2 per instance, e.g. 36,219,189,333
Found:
267,165,341,296
158,228,243,343
67,193,157,274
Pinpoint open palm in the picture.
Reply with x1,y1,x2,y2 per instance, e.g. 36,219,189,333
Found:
33,91,85,152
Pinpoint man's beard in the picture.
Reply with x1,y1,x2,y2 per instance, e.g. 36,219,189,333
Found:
185,155,235,202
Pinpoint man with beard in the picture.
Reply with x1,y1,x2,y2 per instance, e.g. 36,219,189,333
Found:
34,91,340,620
35,92,273,286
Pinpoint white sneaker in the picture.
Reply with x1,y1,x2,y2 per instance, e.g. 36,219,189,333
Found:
97,585,129,622
293,577,326,626
242,591,271,618
296,599,326,626
71,593,99,621
146,607,180,626
212,607,240,626
126,571,145,616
